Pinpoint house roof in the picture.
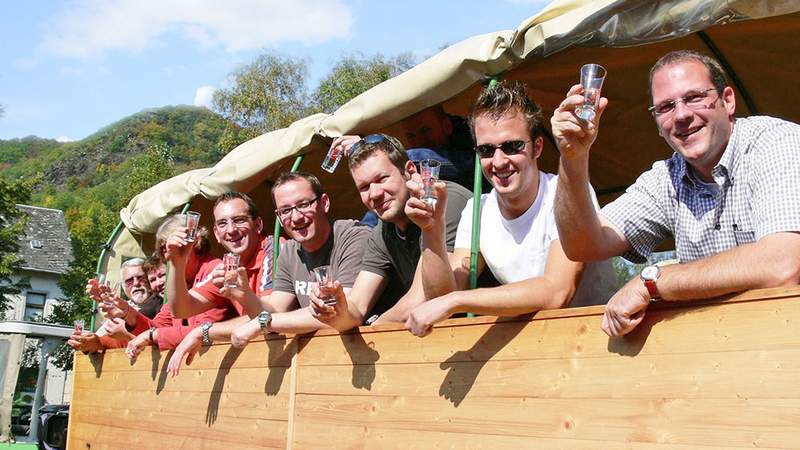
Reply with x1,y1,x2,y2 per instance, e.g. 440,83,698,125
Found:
15,204,73,274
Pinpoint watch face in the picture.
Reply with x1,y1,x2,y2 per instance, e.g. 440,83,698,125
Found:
641,265,659,280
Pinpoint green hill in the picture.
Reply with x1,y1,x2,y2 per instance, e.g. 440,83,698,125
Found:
0,105,242,343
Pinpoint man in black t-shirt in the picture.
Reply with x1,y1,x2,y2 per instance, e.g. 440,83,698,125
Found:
317,134,471,329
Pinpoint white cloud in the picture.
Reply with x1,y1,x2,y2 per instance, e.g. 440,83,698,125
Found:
193,85,216,108
56,136,74,142
39,0,353,58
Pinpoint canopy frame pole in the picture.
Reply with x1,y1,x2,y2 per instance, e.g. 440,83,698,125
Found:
93,220,125,331
697,31,758,115
272,155,306,283
467,78,499,317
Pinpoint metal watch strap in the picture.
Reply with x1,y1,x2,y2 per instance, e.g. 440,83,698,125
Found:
201,321,213,345
258,311,272,334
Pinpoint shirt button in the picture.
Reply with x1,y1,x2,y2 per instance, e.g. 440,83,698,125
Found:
714,224,721,230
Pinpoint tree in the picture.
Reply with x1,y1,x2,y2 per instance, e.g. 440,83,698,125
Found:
312,53,417,113
212,53,310,144
0,176,37,319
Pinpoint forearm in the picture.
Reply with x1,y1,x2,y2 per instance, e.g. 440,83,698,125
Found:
208,315,251,342
269,308,335,335
443,275,574,317
239,289,266,318
167,261,202,318
658,234,800,301
420,223,458,299
555,158,616,261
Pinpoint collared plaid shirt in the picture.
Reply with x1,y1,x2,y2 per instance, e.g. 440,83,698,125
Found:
602,116,800,263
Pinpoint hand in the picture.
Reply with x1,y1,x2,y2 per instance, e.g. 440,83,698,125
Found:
405,295,457,337
125,330,152,362
208,263,226,288
551,84,608,161
167,327,203,377
404,174,448,232
329,135,362,158
84,278,105,301
230,318,260,349
102,317,132,341
309,280,346,323
219,267,253,303
601,278,650,337
164,228,193,263
67,332,103,354
99,295,130,320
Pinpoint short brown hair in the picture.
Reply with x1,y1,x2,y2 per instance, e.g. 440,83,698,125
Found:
648,50,729,106
347,133,409,173
469,81,545,142
271,171,324,204
214,191,259,218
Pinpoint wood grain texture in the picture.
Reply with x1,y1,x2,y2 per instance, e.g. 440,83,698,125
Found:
68,288,800,449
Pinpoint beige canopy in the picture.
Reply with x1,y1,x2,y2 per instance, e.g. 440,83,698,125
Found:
105,0,800,279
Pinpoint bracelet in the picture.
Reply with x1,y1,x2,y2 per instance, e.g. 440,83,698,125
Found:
149,326,156,344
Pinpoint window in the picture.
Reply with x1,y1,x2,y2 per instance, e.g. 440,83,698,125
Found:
29,240,43,249
23,292,46,322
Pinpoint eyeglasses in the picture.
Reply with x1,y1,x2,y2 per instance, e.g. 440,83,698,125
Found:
124,275,147,287
275,196,320,219
474,140,530,158
214,215,252,231
649,88,719,117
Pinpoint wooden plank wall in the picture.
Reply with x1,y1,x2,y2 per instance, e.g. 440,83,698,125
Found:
68,287,800,449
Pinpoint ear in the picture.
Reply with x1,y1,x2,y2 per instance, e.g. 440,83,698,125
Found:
404,159,417,178
253,216,263,235
321,193,330,214
532,136,544,159
721,86,736,117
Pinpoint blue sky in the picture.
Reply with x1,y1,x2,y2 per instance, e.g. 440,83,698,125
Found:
0,0,548,141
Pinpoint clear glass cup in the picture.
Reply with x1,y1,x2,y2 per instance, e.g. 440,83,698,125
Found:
321,145,344,173
419,159,441,208
73,319,84,334
183,211,201,242
575,63,607,122
223,252,240,288
311,265,337,306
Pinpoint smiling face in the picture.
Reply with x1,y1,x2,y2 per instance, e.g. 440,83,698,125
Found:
122,264,151,305
651,60,735,179
147,263,166,296
274,178,331,252
350,151,414,227
212,198,263,263
474,109,543,217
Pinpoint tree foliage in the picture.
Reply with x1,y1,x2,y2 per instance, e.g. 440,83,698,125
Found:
213,53,310,141
313,53,417,113
0,176,37,319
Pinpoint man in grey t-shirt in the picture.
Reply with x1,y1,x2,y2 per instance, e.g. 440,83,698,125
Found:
229,172,370,346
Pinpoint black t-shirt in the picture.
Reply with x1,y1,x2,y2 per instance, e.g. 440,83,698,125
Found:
360,180,472,314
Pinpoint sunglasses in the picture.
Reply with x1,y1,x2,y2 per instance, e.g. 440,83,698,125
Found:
348,133,389,156
474,140,530,158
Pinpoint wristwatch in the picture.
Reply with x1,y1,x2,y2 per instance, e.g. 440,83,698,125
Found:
640,265,661,301
258,311,272,334
201,321,213,345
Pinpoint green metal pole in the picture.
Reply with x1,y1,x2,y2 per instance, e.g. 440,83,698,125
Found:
467,78,498,318
272,155,306,283
93,220,126,331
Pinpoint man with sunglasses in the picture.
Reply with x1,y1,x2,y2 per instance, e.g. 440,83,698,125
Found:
312,133,472,329
552,50,800,337
403,81,614,337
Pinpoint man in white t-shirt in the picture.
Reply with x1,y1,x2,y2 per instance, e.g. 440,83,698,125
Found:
404,81,615,337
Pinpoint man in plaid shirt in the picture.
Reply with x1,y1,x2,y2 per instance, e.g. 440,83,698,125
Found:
551,50,800,337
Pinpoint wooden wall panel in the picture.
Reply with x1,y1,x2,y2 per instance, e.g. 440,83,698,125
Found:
68,288,800,449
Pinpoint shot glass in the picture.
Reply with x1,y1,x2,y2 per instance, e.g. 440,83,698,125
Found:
311,265,337,306
419,159,441,208
575,63,607,122
321,145,344,173
183,211,201,243
74,319,85,334
223,253,240,289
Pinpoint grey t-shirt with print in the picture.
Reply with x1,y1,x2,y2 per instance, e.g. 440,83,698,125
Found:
273,220,371,307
